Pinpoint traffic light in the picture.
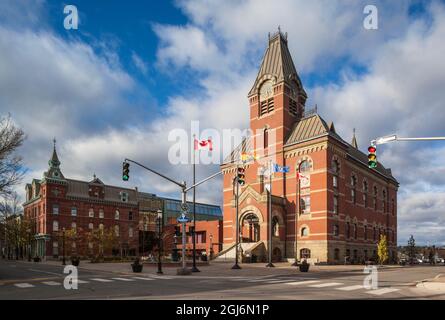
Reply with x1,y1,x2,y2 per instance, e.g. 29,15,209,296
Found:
368,145,377,168
237,167,245,185
122,162,130,181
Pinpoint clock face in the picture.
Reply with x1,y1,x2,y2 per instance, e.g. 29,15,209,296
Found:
260,80,273,101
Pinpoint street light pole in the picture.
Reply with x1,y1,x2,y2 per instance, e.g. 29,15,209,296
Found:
62,228,66,266
232,175,241,269
156,209,163,275
27,229,31,262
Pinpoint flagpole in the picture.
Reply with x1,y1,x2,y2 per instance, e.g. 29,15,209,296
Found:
191,135,199,272
266,160,275,268
292,171,300,266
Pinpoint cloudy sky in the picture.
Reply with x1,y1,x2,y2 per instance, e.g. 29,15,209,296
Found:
1,0,444,245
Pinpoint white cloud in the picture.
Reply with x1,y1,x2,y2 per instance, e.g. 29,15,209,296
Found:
131,52,148,75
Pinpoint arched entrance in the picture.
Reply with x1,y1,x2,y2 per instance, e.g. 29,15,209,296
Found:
272,247,282,262
241,213,260,243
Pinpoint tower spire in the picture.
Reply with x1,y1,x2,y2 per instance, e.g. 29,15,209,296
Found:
351,128,358,149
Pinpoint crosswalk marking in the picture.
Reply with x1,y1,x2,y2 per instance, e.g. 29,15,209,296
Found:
111,278,135,282
366,288,400,296
132,277,155,281
336,285,364,291
73,280,89,284
42,281,61,286
285,280,321,286
14,283,34,288
309,282,343,288
90,278,114,283
149,275,174,280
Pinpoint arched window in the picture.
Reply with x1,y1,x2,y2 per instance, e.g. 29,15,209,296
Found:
272,216,279,237
350,175,357,204
301,227,309,237
354,223,358,239
53,220,59,232
382,190,387,213
373,186,378,210
115,210,120,220
263,128,269,149
129,227,134,238
333,224,339,236
332,159,339,189
346,222,351,239
299,160,312,173
364,225,368,240
300,196,311,214
363,181,368,207
300,248,311,259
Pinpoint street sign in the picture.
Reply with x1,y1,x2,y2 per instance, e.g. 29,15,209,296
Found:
181,203,189,212
177,215,190,223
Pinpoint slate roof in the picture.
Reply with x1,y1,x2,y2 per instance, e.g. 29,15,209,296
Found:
248,31,306,97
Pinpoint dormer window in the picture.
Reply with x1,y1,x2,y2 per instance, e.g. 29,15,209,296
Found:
120,191,129,203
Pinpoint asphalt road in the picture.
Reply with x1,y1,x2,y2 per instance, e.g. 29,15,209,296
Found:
0,260,444,300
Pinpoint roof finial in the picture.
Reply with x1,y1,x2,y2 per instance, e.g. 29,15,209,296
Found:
53,137,56,150
315,104,318,113
93,173,96,179
278,25,281,33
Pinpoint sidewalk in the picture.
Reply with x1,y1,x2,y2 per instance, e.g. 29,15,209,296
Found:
40,259,405,278
416,274,445,292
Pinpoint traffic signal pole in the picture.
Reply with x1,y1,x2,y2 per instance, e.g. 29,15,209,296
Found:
371,134,445,146
124,158,221,275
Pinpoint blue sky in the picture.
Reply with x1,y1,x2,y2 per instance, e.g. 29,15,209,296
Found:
1,0,445,245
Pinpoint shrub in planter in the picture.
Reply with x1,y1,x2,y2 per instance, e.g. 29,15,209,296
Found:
131,258,143,273
299,259,310,272
71,256,80,266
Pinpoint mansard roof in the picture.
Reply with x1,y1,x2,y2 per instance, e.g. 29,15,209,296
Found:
248,30,306,97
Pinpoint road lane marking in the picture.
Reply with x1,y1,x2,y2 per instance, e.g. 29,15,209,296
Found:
148,275,174,280
309,282,343,288
336,285,364,291
42,281,61,286
265,280,296,284
14,283,35,288
366,288,400,295
90,278,114,283
285,280,321,286
132,277,155,281
28,269,61,276
112,278,135,282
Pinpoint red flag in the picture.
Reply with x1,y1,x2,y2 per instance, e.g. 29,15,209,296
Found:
194,138,213,151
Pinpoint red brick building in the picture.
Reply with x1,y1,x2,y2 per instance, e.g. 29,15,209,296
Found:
221,31,399,264
23,142,140,259
23,142,223,260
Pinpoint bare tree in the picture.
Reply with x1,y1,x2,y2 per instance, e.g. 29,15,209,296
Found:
0,115,26,197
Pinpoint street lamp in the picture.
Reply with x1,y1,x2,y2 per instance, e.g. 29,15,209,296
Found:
209,234,214,260
62,227,66,266
27,228,31,262
156,210,163,275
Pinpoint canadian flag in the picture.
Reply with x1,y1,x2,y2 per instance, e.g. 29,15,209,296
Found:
194,138,213,151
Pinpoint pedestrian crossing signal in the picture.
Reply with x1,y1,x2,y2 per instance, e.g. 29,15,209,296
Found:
368,146,377,168
237,167,245,185
122,162,130,181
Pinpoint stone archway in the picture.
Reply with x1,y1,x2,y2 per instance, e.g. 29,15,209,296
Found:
241,212,260,243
